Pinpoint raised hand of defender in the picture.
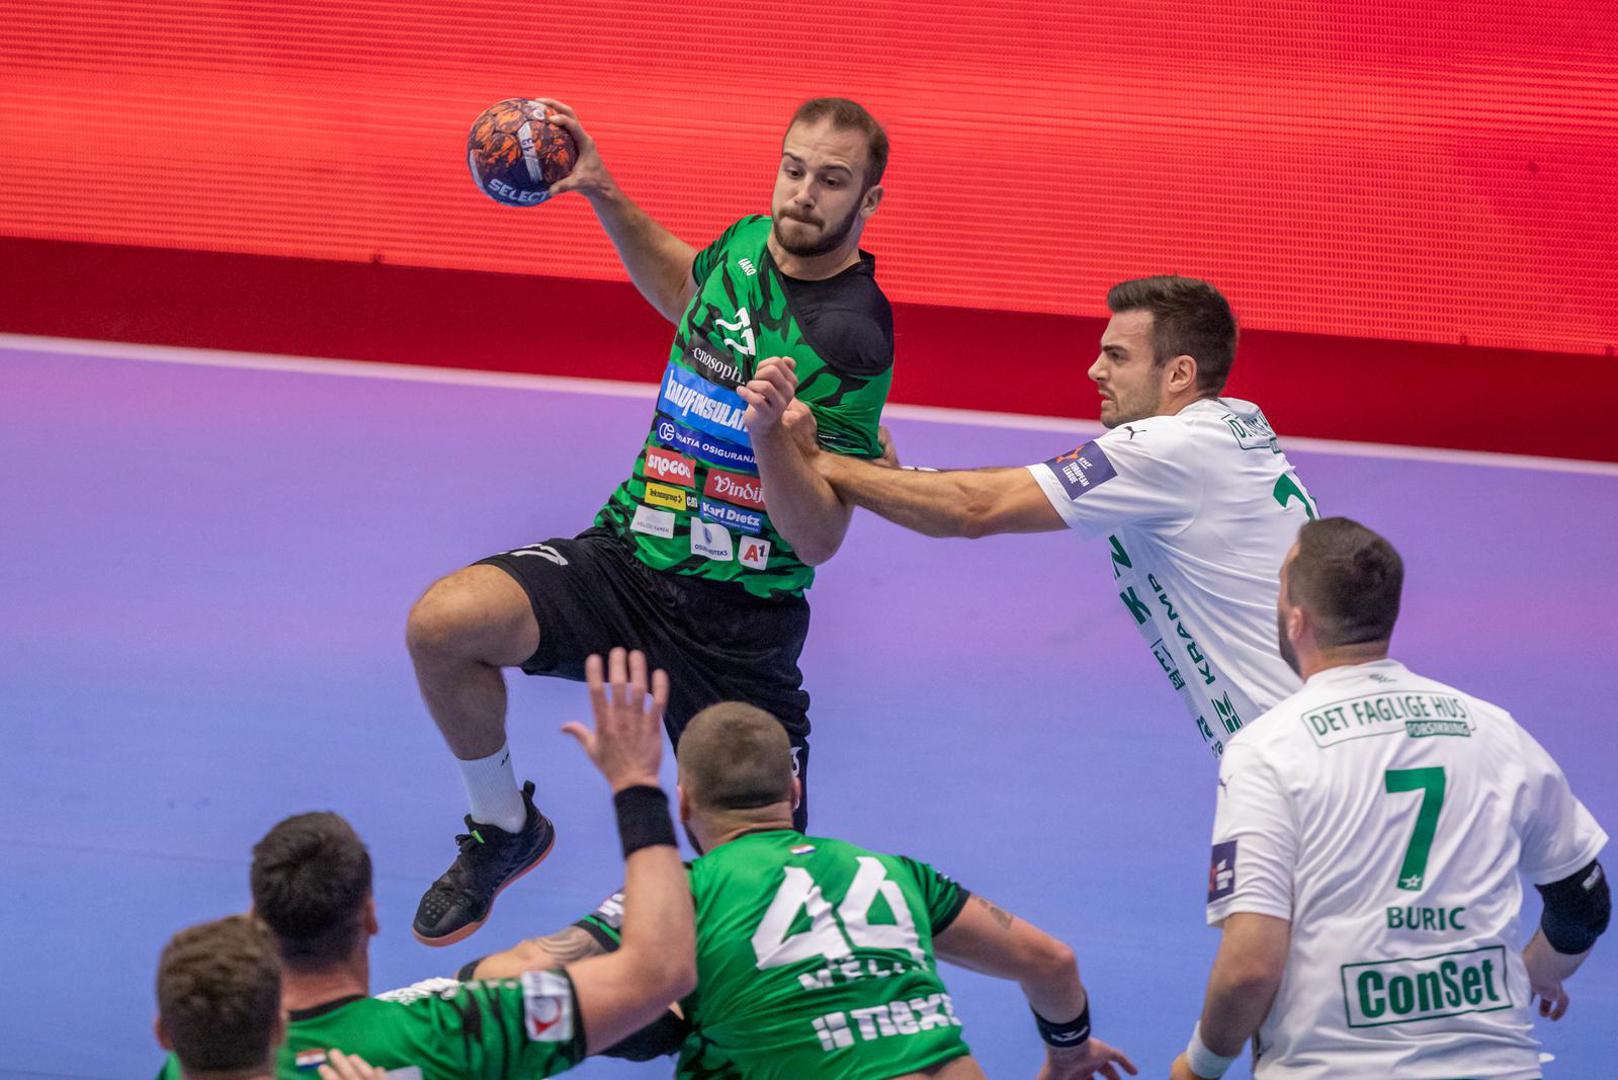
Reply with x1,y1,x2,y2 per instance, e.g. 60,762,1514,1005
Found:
1036,1037,1138,1080
563,648,670,793
534,97,612,199
740,356,798,435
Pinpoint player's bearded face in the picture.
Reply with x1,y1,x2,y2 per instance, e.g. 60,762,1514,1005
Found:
772,120,873,258
1091,312,1170,427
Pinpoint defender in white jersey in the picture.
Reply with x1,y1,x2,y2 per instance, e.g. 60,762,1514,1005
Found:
776,275,1312,756
1174,518,1610,1080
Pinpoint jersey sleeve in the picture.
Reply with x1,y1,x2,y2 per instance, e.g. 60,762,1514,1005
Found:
692,216,767,286
1514,722,1610,884
450,972,589,1077
897,855,972,933
1026,421,1198,537
573,890,627,951
1206,743,1296,925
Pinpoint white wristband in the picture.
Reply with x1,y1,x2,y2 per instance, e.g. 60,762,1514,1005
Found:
1185,1023,1239,1078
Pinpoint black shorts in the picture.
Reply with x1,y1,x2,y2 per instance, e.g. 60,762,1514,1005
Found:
479,528,814,828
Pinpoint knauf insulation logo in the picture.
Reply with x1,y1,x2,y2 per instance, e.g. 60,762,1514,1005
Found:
659,364,750,441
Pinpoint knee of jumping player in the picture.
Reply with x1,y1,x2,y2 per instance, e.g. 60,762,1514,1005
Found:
406,566,538,666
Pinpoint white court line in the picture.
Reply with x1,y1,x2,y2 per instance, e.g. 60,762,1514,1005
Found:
6,331,1617,478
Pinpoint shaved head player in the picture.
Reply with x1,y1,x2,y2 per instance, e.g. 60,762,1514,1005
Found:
405,98,896,946
771,275,1317,759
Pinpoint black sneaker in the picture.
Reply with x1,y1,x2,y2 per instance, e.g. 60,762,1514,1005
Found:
412,780,555,947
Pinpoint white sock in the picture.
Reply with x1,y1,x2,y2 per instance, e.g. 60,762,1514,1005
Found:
457,744,527,832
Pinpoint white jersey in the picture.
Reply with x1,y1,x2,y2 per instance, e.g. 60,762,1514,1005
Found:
1208,659,1608,1079
1027,397,1311,756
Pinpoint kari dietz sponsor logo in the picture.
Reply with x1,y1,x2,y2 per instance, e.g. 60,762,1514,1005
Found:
704,470,765,510
700,499,764,535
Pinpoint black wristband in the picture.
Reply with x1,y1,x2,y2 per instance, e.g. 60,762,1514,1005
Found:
1032,1001,1091,1048
614,785,677,858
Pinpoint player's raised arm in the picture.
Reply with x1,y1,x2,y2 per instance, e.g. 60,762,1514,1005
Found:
933,896,1136,1080
557,649,696,1054
541,99,698,323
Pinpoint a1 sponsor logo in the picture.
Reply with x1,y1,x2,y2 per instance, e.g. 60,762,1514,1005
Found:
739,536,771,571
644,481,690,513
645,447,697,488
704,469,766,510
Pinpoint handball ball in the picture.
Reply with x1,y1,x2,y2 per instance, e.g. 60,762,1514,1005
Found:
466,98,578,206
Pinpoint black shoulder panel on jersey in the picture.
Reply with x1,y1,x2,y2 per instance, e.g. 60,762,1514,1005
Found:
1537,859,1610,955
778,254,894,378
934,886,972,935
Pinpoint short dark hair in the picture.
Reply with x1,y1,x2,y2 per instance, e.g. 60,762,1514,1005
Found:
787,97,889,189
1106,275,1238,394
157,914,281,1074
1287,517,1405,647
679,703,794,811
251,812,372,970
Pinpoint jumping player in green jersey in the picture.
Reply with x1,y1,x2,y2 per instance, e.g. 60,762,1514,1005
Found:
157,650,695,1080
407,96,897,947
469,703,1137,1080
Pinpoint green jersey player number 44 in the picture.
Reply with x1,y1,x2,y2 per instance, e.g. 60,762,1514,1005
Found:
472,702,1138,1080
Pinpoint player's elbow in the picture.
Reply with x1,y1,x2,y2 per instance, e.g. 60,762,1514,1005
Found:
650,944,697,1002
1217,955,1285,999
1027,937,1078,985
956,495,1005,540
796,536,843,566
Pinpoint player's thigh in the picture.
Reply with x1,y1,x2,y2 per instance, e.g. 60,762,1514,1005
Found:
479,533,668,680
407,562,539,668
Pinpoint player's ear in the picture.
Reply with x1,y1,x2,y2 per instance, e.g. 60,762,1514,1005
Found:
860,183,884,218
1169,354,1198,395
364,894,380,937
790,777,804,812
1287,603,1310,651
154,1015,172,1051
676,783,692,824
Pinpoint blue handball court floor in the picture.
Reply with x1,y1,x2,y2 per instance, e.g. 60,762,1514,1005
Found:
2,335,1615,1077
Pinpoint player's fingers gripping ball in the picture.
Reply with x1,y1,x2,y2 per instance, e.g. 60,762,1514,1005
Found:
467,98,577,206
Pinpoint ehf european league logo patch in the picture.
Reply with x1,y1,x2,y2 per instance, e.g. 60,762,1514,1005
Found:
1046,442,1117,500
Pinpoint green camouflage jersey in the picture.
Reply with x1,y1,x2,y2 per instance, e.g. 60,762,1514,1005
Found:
157,971,585,1080
595,215,893,601
580,829,972,1079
